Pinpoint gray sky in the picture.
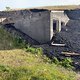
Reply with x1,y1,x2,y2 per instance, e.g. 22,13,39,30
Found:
0,0,80,11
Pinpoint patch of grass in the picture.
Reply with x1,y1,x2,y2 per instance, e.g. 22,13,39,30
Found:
0,26,27,50
52,57,74,69
60,58,74,69
0,49,76,80
0,27,15,50
26,45,43,55
13,36,27,49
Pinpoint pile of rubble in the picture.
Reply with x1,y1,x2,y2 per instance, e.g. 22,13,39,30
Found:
53,20,80,53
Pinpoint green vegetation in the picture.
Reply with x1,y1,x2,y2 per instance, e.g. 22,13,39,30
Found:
60,58,73,69
0,28,15,50
26,45,43,55
53,57,74,69
0,26,77,80
13,36,27,49
0,50,76,80
0,27,27,50
5,7,11,11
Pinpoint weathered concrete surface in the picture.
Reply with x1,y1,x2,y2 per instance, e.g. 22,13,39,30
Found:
3,24,40,45
14,10,50,43
0,9,50,44
51,11,69,25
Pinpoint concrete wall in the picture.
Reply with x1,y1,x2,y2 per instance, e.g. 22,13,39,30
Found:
50,11,69,41
14,10,50,43
0,9,50,43
51,11,69,25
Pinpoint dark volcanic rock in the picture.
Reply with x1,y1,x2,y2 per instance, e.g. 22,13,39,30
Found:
64,9,80,20
53,20,80,53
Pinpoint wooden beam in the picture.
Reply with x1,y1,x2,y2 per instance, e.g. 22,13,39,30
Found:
61,52,80,56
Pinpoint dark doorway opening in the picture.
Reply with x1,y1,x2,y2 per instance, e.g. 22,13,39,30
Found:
61,21,65,26
53,20,57,31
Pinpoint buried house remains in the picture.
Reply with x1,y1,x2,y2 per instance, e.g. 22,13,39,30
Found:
0,7,80,53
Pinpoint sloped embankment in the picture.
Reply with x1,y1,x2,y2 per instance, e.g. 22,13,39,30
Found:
0,49,76,80
0,26,17,50
0,25,77,80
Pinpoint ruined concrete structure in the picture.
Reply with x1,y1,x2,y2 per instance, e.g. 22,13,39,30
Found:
52,9,80,53
0,9,69,43
50,11,69,39
0,8,80,53
0,9,50,43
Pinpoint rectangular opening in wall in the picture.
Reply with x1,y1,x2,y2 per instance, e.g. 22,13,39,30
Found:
53,19,61,32
53,20,58,31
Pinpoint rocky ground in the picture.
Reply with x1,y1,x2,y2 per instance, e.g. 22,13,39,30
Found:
34,19,80,72
53,20,80,53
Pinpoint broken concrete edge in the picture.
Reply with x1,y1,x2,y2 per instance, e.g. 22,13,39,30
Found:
51,43,65,47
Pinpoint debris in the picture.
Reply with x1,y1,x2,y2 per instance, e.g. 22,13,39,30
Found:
53,20,80,53
61,52,80,56
51,43,65,46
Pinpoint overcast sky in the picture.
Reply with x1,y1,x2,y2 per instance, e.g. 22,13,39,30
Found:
0,0,80,11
